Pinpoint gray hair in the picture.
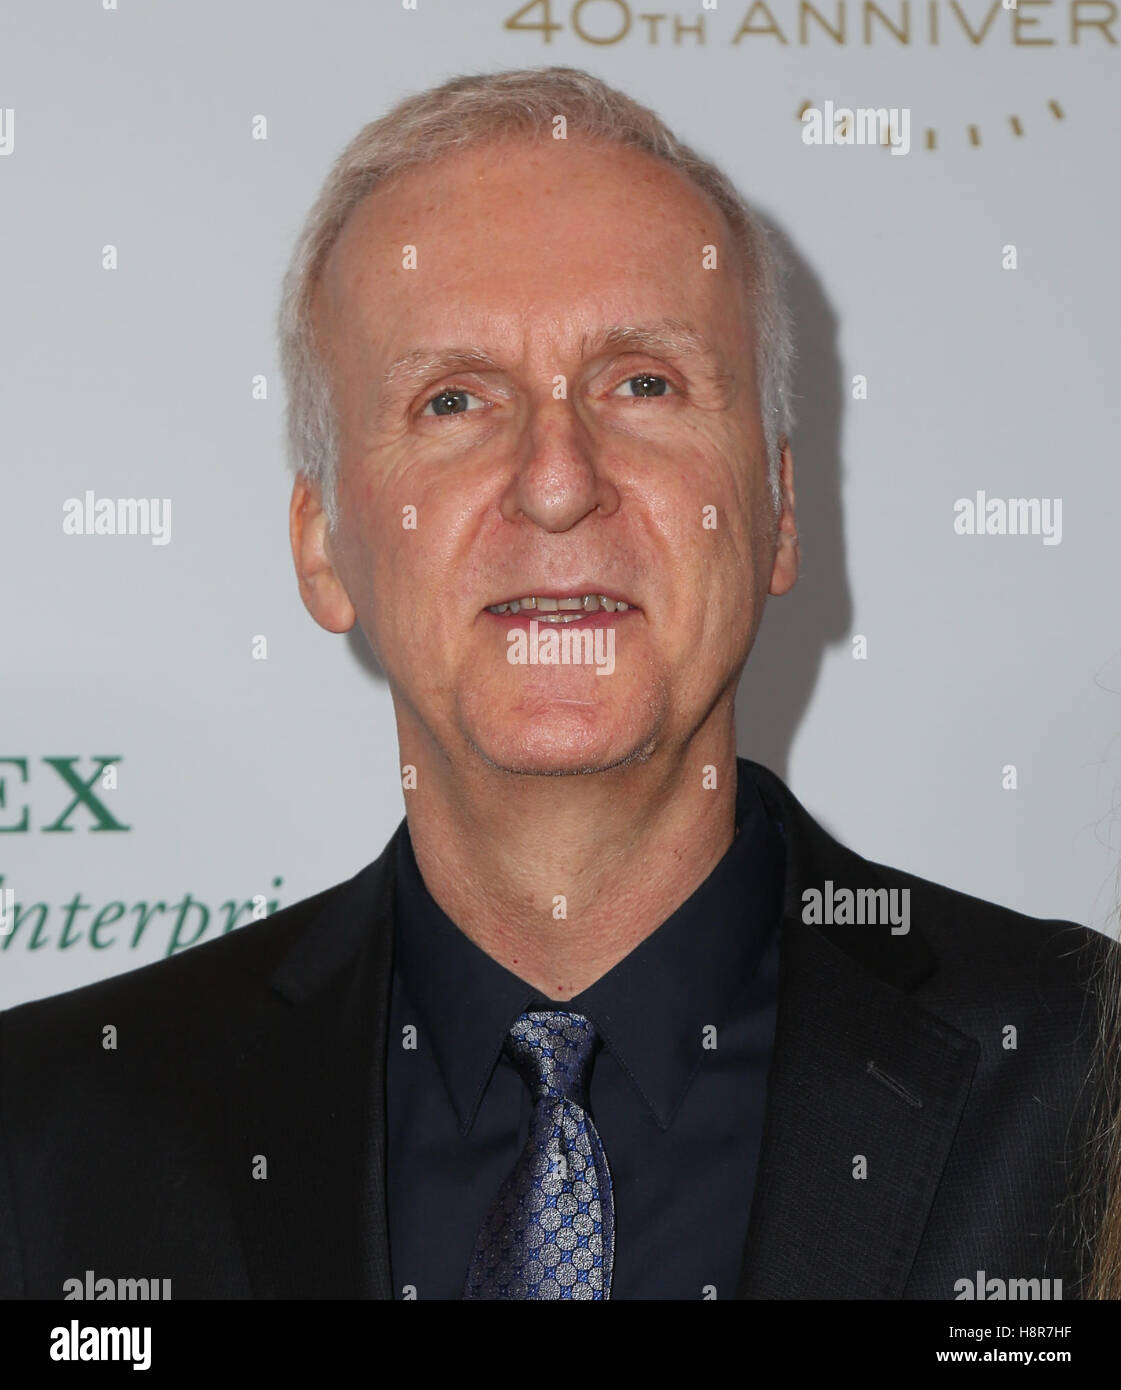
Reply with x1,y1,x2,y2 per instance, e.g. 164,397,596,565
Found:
277,65,796,530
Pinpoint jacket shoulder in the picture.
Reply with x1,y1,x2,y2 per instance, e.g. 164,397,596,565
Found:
742,756,1112,1009
2,876,334,1039
868,854,1112,1003
0,838,399,1053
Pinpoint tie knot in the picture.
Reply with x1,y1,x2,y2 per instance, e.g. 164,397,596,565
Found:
505,1010,600,1106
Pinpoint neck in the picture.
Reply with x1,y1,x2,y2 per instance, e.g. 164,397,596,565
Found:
399,718,740,999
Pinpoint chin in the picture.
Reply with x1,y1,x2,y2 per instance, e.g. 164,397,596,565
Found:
464,715,657,778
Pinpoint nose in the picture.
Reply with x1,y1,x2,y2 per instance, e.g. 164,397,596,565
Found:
499,398,621,532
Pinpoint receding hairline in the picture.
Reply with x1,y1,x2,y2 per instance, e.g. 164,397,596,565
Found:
306,127,758,355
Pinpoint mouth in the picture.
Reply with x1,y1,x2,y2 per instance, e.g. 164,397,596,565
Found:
484,591,638,624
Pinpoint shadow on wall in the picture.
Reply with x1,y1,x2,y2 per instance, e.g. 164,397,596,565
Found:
341,218,852,790
735,217,852,786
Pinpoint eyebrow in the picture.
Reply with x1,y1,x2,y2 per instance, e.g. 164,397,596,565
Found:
583,320,726,369
379,318,733,398
383,345,503,393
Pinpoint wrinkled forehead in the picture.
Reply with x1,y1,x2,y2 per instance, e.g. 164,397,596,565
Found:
312,133,755,378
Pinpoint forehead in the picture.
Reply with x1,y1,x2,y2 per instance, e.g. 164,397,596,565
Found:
315,133,750,367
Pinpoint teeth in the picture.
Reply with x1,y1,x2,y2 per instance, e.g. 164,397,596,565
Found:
486,593,633,619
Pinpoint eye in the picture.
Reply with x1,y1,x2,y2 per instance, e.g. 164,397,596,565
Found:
611,373,673,399
421,387,487,417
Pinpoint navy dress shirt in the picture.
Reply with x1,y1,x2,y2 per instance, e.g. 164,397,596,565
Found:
386,762,786,1299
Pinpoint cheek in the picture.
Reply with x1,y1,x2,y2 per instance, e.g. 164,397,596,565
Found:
673,466,754,571
338,475,474,647
338,462,419,576
329,486,397,630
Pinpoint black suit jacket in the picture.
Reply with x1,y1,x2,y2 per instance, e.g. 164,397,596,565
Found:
0,761,1108,1299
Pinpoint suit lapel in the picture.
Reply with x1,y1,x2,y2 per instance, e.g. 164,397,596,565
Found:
226,832,401,1299
737,762,981,1298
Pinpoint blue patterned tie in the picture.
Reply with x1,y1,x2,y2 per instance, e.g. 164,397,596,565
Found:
464,1010,615,1299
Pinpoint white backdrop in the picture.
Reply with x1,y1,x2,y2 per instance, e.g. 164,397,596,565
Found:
3,0,1120,1008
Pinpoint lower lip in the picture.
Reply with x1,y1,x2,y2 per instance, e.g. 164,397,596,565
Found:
484,608,638,631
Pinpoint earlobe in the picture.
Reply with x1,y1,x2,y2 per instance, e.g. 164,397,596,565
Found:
768,439,800,597
289,476,357,634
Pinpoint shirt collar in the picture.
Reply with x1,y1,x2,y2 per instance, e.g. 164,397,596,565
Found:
394,759,785,1133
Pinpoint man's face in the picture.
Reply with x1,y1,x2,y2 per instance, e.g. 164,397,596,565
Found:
292,134,797,776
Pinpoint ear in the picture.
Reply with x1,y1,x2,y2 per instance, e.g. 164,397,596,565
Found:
289,475,356,633
768,438,800,597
